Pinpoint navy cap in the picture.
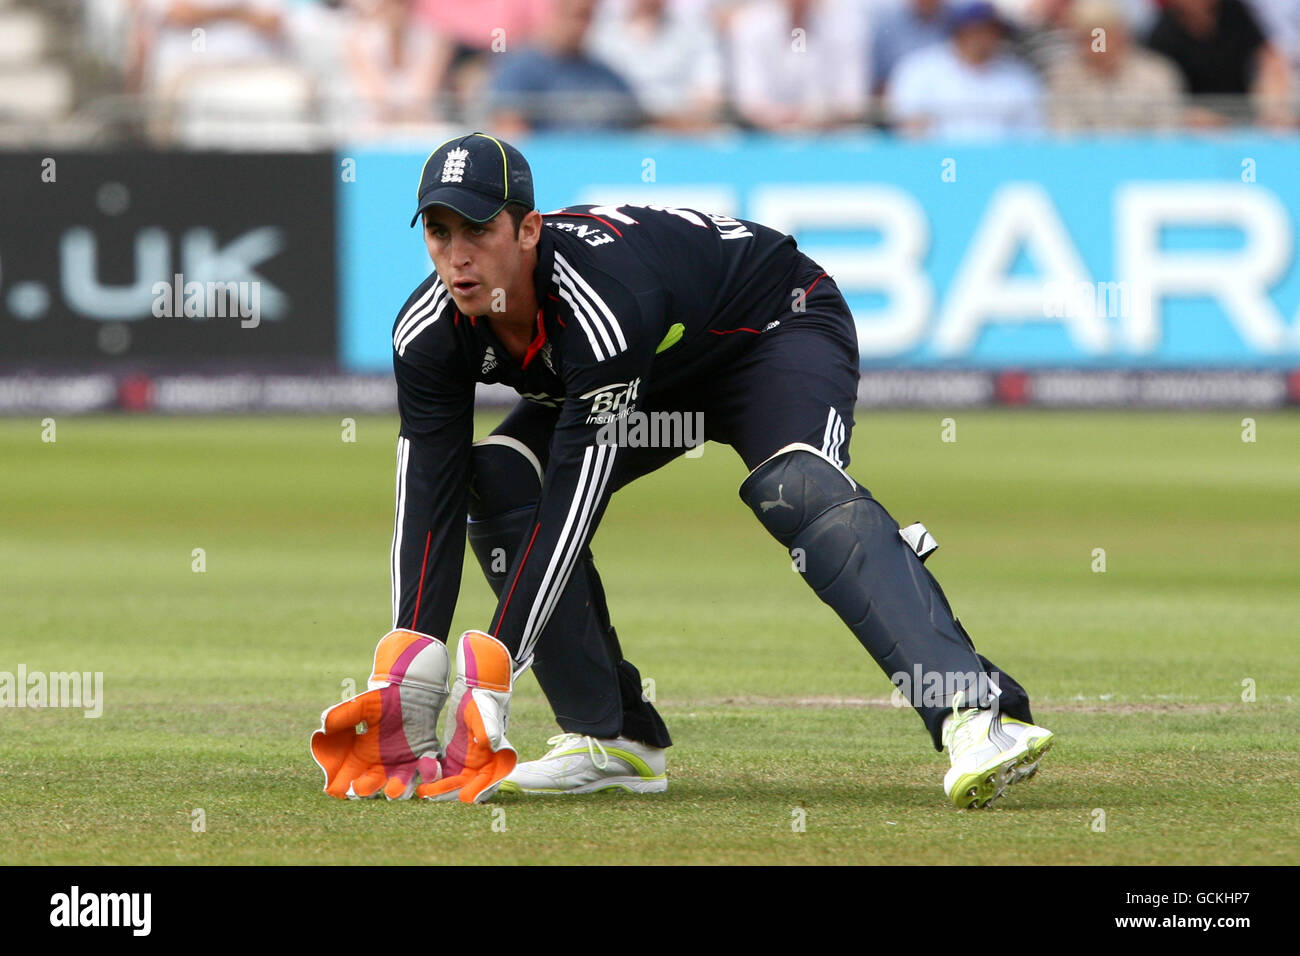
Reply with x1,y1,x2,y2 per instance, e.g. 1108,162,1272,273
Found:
410,132,535,228
949,1,1012,32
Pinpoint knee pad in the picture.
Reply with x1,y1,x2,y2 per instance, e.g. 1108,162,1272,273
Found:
467,435,543,519
738,443,888,628
740,443,996,746
738,443,863,550
467,437,544,594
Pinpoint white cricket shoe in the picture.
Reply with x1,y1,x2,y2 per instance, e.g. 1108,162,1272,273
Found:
942,693,1054,809
497,733,667,795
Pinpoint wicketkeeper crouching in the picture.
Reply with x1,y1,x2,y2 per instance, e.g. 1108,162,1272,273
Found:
310,132,1056,809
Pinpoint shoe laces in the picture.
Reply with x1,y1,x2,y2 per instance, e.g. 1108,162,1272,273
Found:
944,690,981,755
543,733,609,770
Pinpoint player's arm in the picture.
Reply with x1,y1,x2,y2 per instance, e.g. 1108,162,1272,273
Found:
390,319,522,804
421,272,656,803
311,318,475,802
390,345,474,638
487,287,655,669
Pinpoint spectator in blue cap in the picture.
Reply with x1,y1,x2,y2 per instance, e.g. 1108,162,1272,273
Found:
886,0,1044,138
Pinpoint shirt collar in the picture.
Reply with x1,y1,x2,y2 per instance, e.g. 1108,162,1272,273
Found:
533,223,556,312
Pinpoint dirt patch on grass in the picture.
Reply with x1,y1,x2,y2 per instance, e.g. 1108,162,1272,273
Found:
672,695,1286,714
680,695,893,709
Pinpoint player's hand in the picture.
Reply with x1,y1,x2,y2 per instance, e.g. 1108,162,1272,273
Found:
310,629,449,800
417,630,518,804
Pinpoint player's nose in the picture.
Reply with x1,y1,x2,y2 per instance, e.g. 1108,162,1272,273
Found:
447,235,472,267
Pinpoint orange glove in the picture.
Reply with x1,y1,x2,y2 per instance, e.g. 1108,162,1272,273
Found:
310,630,449,800
418,630,517,804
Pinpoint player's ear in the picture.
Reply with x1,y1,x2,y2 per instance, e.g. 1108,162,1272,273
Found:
518,209,543,251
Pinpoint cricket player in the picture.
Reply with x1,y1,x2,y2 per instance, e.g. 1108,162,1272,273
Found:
310,132,1055,809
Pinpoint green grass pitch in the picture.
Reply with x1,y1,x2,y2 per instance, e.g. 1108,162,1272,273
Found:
1,410,1297,865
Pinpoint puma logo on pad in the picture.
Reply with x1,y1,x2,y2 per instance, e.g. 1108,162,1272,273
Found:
760,484,793,512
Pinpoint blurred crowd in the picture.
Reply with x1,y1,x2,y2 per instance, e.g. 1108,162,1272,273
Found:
31,0,1300,142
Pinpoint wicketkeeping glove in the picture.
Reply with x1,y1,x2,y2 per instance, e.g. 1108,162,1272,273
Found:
417,630,518,804
310,629,449,800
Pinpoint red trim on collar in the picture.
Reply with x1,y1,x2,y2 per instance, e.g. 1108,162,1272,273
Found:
521,309,547,369
546,293,565,326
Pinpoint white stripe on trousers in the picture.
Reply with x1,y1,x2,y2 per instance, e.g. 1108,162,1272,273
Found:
822,407,846,468
390,436,410,629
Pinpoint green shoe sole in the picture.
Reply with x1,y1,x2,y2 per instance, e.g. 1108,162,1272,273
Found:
948,732,1056,809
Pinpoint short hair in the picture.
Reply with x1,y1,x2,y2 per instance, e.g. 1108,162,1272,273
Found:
421,203,532,237
503,202,532,237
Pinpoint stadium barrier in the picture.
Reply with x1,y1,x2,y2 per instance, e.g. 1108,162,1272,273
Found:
4,135,1300,411
0,370,1293,414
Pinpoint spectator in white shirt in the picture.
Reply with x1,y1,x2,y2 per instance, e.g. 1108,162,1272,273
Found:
588,0,725,130
1246,0,1300,55
1246,0,1300,112
141,0,289,94
886,0,1044,138
725,0,871,133
342,0,451,131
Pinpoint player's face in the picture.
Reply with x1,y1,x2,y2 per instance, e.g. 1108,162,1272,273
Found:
422,206,524,316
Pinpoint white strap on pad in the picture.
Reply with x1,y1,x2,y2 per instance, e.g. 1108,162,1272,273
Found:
899,522,938,563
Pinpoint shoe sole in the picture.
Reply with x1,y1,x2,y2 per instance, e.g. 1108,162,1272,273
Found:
1011,735,1054,784
496,776,667,796
947,732,1054,809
